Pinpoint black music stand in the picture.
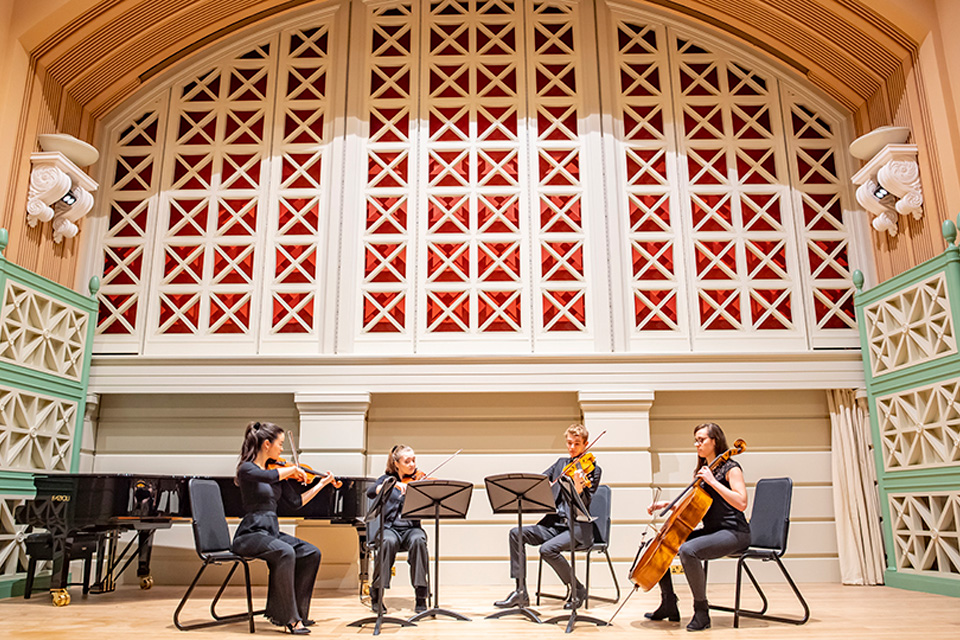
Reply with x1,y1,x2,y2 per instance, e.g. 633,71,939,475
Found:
544,475,608,633
484,473,556,624
347,477,417,635
401,479,473,622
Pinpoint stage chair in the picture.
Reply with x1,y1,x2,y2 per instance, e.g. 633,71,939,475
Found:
174,478,264,633
535,484,620,608
705,477,810,627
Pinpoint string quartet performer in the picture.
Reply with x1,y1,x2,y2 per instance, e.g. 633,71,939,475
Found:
232,421,339,635
643,422,750,631
366,444,431,614
494,423,602,612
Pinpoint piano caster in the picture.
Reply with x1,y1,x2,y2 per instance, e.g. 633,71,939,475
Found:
362,582,370,596
51,589,71,607
140,576,154,590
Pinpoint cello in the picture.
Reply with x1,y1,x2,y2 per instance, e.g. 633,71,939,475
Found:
628,438,747,591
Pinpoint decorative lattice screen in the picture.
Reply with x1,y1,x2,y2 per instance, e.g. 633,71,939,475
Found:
889,492,960,577
92,0,860,355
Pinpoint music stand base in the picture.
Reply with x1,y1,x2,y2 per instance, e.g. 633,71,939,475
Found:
545,610,610,633
408,607,470,622
347,615,416,636
485,607,543,624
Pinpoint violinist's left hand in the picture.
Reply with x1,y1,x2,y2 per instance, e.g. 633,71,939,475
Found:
696,466,718,488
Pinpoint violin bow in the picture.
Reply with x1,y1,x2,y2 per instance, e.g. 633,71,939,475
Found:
421,448,462,478
286,430,303,469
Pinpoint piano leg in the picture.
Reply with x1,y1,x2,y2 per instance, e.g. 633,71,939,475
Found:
49,532,73,606
357,522,370,599
137,530,155,589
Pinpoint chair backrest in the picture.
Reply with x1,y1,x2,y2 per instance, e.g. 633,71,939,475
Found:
748,477,793,553
188,478,233,557
588,485,613,547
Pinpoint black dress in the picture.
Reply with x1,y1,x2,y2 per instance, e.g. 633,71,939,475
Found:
232,461,321,626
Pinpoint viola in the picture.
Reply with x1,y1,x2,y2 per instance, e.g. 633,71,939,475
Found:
267,457,342,489
627,439,746,591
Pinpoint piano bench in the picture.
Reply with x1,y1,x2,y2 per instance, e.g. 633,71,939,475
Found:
23,532,101,599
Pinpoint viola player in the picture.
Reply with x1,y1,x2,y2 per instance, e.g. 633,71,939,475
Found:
644,422,750,631
231,421,338,635
366,444,430,614
494,423,601,611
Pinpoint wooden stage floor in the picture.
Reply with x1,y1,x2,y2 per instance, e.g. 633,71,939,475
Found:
0,584,956,639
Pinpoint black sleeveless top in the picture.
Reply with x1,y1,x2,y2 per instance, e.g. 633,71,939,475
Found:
700,459,750,534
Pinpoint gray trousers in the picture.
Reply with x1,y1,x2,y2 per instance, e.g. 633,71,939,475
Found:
658,528,751,602
372,525,429,590
508,521,592,587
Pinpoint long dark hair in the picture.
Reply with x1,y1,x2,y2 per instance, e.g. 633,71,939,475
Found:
693,422,729,476
386,444,414,475
236,421,284,483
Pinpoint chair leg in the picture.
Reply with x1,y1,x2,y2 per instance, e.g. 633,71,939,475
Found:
536,556,543,606
604,549,621,603
243,560,256,633
174,562,211,630
709,557,808,626
24,558,37,599
82,555,93,596
210,562,240,620
772,555,810,625
584,549,592,609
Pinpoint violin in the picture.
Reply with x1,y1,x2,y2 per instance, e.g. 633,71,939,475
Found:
554,430,605,488
267,457,342,488
401,469,430,484
559,452,597,488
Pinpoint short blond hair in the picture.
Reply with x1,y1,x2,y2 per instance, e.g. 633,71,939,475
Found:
565,423,588,443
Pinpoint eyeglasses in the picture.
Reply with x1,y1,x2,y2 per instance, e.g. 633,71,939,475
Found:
694,436,712,445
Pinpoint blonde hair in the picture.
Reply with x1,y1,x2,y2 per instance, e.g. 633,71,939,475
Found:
565,423,588,443
386,444,415,475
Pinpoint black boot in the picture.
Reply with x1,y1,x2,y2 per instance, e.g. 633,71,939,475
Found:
563,580,586,610
644,593,680,622
494,580,529,608
415,586,429,613
686,599,710,632
370,590,387,615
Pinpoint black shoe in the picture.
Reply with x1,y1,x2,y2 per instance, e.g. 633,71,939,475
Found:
415,585,429,612
494,588,529,609
415,599,428,613
563,582,586,610
645,593,680,622
370,594,387,615
302,619,316,627
686,600,710,632
286,623,311,635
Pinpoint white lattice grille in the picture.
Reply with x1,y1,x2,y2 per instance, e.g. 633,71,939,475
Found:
0,497,30,579
0,387,76,472
97,104,164,339
876,378,960,471
90,1,861,354
610,11,858,348
359,2,415,335
0,281,89,381
889,492,960,577
863,273,957,377
784,91,858,339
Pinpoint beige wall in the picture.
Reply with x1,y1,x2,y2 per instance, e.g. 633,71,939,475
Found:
92,389,837,589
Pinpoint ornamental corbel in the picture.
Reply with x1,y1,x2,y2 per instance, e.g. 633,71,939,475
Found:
849,128,922,237
27,137,99,243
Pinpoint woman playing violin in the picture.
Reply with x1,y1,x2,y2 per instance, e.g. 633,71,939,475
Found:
494,423,601,612
644,422,750,631
366,444,430,614
231,421,339,635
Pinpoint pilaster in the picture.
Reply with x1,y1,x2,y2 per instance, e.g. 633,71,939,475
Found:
294,392,371,477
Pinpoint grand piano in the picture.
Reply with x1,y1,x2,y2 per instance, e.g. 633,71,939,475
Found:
15,473,375,605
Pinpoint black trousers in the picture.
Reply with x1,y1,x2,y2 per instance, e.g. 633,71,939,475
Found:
508,520,592,587
658,527,751,602
233,514,320,626
372,525,429,590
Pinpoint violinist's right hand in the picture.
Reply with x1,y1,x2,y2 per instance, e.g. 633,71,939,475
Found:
647,500,670,515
